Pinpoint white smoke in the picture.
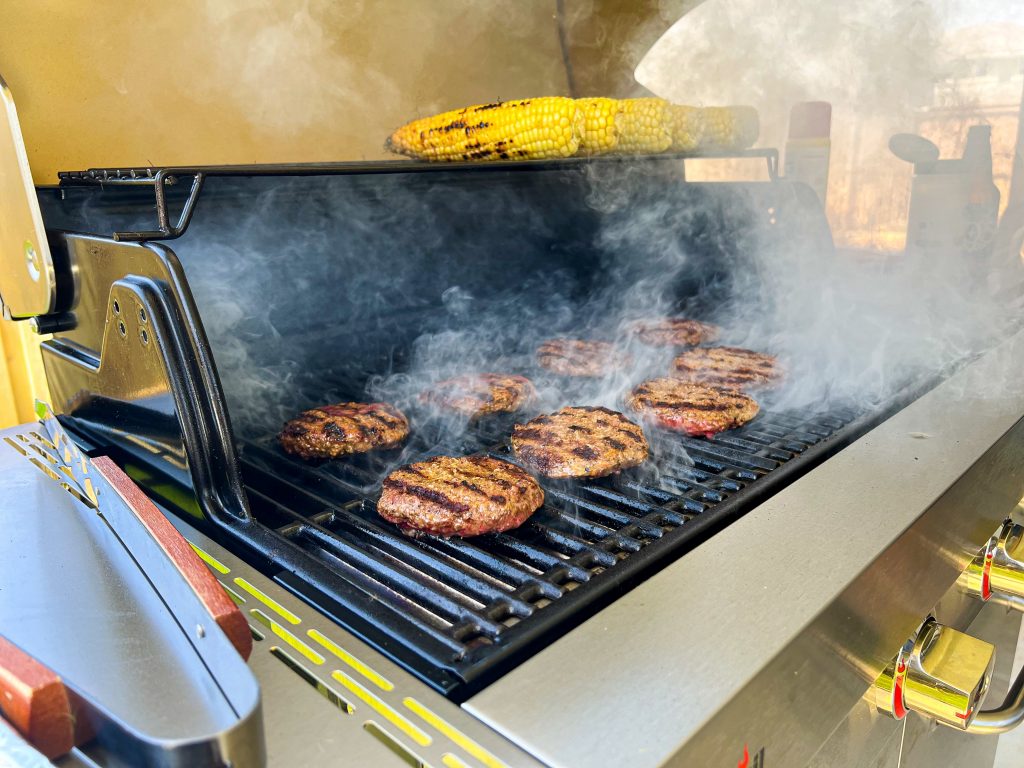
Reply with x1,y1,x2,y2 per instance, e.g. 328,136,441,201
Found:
109,0,1024,463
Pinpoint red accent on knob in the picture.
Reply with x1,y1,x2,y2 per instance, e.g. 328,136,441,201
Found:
893,658,908,719
981,550,995,601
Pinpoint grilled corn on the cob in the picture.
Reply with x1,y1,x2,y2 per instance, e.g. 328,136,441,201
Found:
699,106,759,150
613,98,673,154
385,99,760,162
576,97,619,155
386,97,583,162
667,105,704,151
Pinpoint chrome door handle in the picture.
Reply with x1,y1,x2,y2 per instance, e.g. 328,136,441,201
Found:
966,656,1024,734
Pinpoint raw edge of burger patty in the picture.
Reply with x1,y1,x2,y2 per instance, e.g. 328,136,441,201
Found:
279,401,409,459
511,405,649,478
377,455,545,537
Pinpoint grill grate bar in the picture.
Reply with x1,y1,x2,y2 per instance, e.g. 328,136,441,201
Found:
677,439,780,472
316,508,538,617
237,403,864,695
293,523,507,638
545,487,666,538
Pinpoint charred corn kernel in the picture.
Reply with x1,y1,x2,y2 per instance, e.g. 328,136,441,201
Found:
386,97,583,162
667,105,704,151
613,98,673,154
576,97,619,155
698,106,759,149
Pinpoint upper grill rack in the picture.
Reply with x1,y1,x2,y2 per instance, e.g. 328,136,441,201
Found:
237,402,860,698
53,149,780,242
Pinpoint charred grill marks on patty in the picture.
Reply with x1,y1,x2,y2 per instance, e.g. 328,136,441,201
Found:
627,317,722,348
420,373,535,417
378,455,544,537
536,339,630,378
627,378,759,438
279,402,409,459
672,346,781,390
511,406,649,478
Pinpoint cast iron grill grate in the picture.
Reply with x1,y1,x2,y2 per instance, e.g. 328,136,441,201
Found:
236,403,861,698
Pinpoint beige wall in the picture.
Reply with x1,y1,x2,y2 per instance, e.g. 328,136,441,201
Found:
0,1,579,183
0,1,687,184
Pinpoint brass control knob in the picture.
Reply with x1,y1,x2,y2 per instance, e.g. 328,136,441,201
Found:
874,618,994,729
961,520,1024,603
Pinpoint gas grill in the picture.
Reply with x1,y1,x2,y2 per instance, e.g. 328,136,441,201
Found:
4,86,1024,767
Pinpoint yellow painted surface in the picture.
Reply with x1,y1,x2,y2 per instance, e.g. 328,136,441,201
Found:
0,321,49,427
0,0,572,184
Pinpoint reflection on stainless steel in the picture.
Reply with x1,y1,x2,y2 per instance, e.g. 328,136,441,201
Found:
0,718,52,768
39,232,249,522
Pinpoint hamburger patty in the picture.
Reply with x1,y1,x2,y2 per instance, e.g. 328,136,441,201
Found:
628,317,721,347
672,346,781,390
627,378,759,437
536,339,629,378
420,373,535,417
378,455,544,537
279,402,409,459
511,406,649,478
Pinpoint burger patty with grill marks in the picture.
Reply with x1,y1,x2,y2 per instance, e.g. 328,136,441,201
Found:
378,456,544,537
627,317,721,347
672,346,781,390
279,402,409,459
627,378,759,437
536,339,630,378
420,373,535,417
511,406,649,478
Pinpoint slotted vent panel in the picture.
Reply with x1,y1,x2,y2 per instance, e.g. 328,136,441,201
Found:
189,542,509,768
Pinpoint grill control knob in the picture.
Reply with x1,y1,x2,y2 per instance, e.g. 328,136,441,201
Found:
873,618,994,729
961,520,1024,603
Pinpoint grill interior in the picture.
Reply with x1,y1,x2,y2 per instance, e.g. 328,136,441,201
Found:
40,156,867,698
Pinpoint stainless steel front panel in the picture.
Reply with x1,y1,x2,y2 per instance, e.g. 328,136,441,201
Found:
466,329,1024,767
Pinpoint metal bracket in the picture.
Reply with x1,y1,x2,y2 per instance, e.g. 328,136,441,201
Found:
57,168,206,242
